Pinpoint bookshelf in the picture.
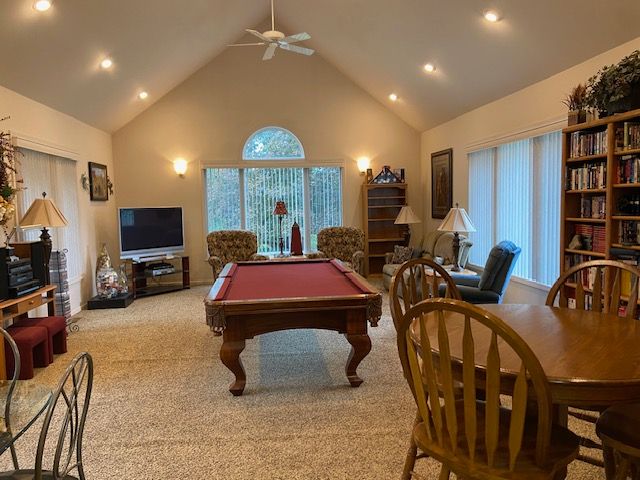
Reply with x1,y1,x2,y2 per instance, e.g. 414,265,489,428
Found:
561,107,640,307
362,183,408,275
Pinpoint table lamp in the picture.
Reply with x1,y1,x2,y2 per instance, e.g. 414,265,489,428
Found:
437,203,475,271
394,206,421,245
273,201,288,257
19,192,69,284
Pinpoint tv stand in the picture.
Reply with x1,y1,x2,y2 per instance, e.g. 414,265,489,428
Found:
127,256,190,299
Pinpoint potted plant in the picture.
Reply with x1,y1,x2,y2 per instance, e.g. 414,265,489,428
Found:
562,83,588,125
586,50,640,116
0,117,23,242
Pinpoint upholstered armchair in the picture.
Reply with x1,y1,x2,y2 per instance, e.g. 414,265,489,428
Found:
206,230,268,279
309,227,365,275
447,240,521,304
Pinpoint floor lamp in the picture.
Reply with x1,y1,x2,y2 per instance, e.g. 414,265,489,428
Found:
437,203,476,271
19,192,69,284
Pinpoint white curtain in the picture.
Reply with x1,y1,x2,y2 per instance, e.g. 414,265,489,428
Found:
467,130,561,286
17,148,81,279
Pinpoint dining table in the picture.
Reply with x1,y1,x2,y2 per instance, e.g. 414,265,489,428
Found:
416,303,640,479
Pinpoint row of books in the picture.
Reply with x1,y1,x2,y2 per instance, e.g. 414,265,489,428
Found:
570,130,607,158
579,195,606,219
615,122,640,151
574,223,606,253
616,154,640,184
566,162,606,191
619,220,640,245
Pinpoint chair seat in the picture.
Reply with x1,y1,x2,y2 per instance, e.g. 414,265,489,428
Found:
413,401,579,479
0,470,78,479
596,403,640,451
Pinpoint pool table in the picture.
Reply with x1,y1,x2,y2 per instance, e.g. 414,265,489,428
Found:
204,259,382,395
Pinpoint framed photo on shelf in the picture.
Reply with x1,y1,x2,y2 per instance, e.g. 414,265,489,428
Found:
88,162,109,201
431,148,452,219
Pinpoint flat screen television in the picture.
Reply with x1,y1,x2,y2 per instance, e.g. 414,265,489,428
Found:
119,207,184,259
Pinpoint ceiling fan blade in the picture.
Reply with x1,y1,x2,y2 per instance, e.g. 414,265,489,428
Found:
263,43,278,60
281,32,311,44
280,44,315,56
246,29,271,42
228,42,266,47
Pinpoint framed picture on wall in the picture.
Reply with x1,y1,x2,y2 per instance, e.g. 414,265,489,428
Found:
88,162,109,201
431,148,452,219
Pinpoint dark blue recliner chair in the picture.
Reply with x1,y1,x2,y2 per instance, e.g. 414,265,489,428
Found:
446,241,521,304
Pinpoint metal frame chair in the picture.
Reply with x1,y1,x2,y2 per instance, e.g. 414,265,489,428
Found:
0,352,93,480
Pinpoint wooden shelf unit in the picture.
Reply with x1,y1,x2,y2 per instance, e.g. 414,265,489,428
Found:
561,107,640,279
363,183,407,275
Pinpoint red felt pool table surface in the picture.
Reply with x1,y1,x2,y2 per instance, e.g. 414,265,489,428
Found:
214,259,373,301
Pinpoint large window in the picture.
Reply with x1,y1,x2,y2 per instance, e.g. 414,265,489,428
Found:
205,167,342,253
17,148,82,279
468,130,561,286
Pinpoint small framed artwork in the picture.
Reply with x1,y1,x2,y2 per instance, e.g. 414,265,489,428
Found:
88,162,109,201
431,148,452,219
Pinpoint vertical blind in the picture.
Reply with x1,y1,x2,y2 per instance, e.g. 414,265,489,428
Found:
17,148,82,279
468,130,561,286
205,166,342,253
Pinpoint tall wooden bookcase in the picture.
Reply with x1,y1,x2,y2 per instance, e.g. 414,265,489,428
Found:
561,107,640,300
362,183,408,275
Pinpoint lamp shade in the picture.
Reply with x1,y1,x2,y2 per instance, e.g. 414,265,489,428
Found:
394,206,421,225
19,193,69,229
437,204,476,233
273,201,288,216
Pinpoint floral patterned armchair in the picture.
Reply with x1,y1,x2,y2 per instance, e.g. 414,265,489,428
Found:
309,226,365,275
207,230,268,279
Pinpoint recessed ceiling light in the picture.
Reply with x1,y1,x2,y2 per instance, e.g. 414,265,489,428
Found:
33,0,52,11
389,93,398,102
484,10,501,22
424,63,436,73
138,91,149,100
100,57,113,70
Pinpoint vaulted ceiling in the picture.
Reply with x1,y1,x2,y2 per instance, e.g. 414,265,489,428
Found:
1,0,639,132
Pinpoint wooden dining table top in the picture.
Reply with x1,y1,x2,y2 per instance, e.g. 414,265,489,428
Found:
416,303,640,408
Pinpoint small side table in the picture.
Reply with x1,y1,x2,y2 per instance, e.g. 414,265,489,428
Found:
423,266,477,297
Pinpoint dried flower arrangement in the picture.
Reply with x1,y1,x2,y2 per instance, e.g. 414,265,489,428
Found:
0,117,24,239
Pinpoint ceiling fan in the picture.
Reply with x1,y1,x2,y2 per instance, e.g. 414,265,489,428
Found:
228,0,315,61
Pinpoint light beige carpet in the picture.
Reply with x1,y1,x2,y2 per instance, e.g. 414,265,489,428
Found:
0,285,605,479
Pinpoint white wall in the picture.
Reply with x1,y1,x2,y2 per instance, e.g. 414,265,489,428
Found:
421,36,640,304
113,44,421,283
0,84,116,311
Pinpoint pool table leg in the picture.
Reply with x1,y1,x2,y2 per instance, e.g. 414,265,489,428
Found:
220,338,246,396
345,333,371,387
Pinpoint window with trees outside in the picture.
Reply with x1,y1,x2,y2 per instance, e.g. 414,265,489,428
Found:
467,130,561,287
205,128,342,253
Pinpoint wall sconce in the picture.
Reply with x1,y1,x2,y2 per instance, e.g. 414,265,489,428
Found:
357,156,371,174
173,158,188,177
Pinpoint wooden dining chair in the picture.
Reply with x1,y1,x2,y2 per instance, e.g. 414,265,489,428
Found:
389,258,461,329
546,259,640,467
546,259,640,319
396,298,580,479
389,258,461,479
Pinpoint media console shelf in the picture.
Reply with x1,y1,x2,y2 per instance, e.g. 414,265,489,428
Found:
127,256,190,299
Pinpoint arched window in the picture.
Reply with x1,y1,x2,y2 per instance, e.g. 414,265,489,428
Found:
243,127,305,160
